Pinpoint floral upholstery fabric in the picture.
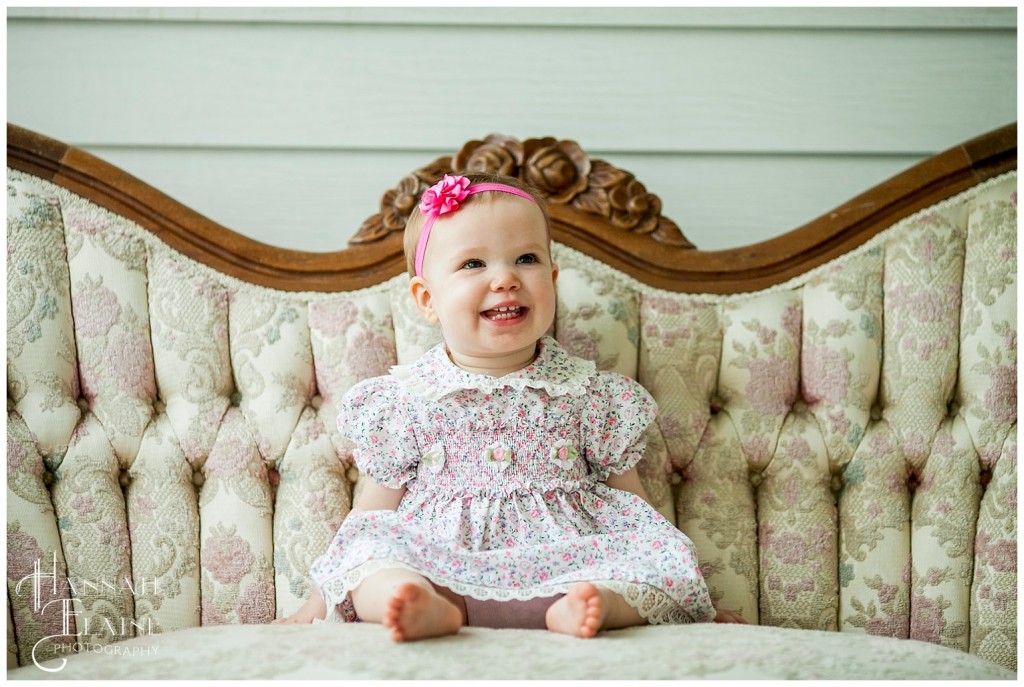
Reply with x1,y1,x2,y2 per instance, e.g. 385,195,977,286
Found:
6,167,1017,676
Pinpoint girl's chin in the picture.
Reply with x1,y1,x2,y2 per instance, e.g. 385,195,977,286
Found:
448,339,542,373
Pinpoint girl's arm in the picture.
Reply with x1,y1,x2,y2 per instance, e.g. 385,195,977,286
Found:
348,480,406,515
604,467,651,505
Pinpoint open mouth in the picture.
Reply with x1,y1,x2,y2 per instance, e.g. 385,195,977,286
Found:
482,306,528,322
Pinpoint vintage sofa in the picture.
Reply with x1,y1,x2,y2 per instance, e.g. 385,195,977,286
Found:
6,123,1017,679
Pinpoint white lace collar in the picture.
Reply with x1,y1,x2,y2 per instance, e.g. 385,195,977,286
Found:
390,336,597,401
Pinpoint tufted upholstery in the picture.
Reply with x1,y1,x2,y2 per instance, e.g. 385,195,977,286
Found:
6,157,1017,675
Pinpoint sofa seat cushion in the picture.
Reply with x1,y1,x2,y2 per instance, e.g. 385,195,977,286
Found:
9,623,1015,680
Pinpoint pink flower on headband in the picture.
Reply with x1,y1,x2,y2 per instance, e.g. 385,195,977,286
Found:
419,174,472,217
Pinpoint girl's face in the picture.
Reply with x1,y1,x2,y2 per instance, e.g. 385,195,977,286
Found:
410,195,558,377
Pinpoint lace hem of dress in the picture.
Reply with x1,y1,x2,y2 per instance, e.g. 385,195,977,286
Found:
317,559,700,626
389,338,597,401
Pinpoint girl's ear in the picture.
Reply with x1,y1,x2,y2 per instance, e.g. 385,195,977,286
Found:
409,276,440,324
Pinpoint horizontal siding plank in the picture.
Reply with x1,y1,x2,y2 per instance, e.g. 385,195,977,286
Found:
8,21,1014,155
86,146,922,253
6,7,1017,30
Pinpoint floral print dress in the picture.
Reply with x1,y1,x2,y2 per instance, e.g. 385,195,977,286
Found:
311,337,715,625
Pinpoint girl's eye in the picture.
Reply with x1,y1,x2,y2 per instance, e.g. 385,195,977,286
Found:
461,259,484,270
517,254,538,265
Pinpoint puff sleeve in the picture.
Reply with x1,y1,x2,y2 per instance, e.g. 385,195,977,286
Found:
581,372,657,481
337,376,420,489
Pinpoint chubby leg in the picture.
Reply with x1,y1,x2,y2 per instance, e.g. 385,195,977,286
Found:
465,594,564,629
352,568,465,642
545,582,646,638
273,587,327,624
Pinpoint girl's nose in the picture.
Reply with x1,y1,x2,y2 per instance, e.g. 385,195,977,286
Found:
491,265,521,291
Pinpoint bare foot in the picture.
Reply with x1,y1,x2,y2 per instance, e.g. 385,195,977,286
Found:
382,582,463,642
713,609,747,624
273,591,327,624
545,582,606,638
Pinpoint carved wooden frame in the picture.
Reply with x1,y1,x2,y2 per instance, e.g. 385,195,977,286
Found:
7,123,1016,293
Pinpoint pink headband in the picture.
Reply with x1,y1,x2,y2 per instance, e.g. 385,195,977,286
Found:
414,174,540,277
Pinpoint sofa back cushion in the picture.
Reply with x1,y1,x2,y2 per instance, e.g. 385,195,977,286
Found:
7,165,1017,671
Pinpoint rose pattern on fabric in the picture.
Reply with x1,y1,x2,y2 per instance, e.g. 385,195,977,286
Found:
422,442,446,472
550,439,578,470
482,443,513,472
204,534,256,584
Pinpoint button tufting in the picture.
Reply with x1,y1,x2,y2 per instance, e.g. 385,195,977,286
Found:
906,470,921,494
311,395,323,410
830,474,843,493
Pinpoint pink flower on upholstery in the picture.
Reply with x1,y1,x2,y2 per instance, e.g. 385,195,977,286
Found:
866,612,909,638
7,436,41,477
560,327,599,363
204,534,255,584
73,285,122,338
97,519,130,549
419,174,472,217
978,532,1017,573
8,528,45,579
235,581,275,624
644,296,681,316
878,582,899,604
746,355,797,415
985,364,1017,424
309,300,358,339
70,493,95,516
105,331,156,399
781,302,802,342
206,435,257,480
134,494,159,518
344,330,396,380
802,345,850,405
201,598,230,626
743,435,771,465
910,595,946,645
771,531,807,565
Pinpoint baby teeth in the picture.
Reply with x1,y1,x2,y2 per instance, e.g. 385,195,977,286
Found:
487,306,522,320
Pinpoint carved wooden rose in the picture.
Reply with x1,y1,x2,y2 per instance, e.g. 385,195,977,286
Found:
352,134,689,247
521,138,590,203
452,135,523,176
